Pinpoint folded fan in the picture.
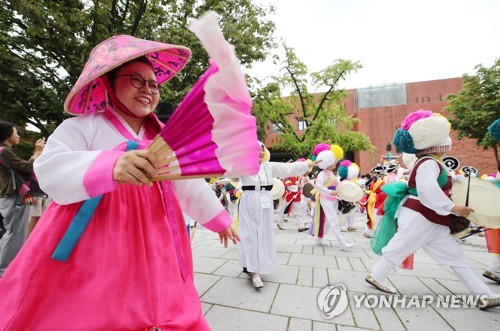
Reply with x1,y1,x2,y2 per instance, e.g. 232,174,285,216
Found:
148,11,260,180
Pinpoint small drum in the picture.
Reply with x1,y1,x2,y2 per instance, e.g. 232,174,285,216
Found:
271,178,285,200
336,180,364,203
303,182,315,198
450,178,500,229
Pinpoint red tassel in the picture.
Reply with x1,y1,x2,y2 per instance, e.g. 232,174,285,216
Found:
401,253,414,270
485,228,500,254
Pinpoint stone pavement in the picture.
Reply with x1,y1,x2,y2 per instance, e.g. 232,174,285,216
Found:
191,216,500,331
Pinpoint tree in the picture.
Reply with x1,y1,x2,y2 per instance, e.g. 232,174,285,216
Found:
445,58,500,164
0,0,276,136
252,45,374,159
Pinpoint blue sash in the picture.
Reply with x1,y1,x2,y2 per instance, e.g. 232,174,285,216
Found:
52,141,139,261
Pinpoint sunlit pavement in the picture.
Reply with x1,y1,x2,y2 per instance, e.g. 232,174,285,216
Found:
192,215,499,330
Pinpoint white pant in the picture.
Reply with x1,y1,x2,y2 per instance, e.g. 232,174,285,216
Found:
488,256,500,276
320,198,345,244
289,196,308,228
340,210,356,228
372,207,493,296
364,213,382,236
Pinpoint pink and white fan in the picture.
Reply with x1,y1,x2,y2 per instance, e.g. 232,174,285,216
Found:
148,11,260,180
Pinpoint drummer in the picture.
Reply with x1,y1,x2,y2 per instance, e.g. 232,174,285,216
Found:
365,110,500,310
337,160,362,232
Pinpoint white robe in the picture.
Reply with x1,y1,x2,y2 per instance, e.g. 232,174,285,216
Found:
237,161,309,274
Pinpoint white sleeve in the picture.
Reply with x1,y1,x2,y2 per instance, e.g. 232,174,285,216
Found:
315,171,334,196
415,160,454,216
172,178,230,230
268,161,310,179
34,117,123,205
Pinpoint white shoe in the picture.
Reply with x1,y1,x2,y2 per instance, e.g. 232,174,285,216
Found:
339,241,354,250
478,296,500,310
252,274,264,288
365,274,397,294
315,238,324,245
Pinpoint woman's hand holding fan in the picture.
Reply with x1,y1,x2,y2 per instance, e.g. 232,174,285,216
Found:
148,11,260,180
113,150,159,186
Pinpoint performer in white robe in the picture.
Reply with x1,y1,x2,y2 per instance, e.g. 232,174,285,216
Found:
237,143,313,288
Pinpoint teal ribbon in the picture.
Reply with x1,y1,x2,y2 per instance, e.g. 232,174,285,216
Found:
52,141,138,262
370,181,408,255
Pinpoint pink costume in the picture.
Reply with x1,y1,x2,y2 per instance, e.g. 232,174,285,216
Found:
0,107,230,330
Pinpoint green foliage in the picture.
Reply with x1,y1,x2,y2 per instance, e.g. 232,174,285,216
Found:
0,0,276,139
444,58,500,163
14,127,44,159
252,45,374,159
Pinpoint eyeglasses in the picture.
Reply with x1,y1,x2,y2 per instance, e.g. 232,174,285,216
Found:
113,73,160,94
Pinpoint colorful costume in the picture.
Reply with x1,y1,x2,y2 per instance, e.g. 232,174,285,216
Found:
367,110,499,308
360,177,386,237
279,175,309,231
308,145,353,249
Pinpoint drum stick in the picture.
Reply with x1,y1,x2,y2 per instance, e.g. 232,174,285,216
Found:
465,170,471,207
459,227,489,240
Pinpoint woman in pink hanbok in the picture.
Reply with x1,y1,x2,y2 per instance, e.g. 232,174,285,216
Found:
0,14,248,331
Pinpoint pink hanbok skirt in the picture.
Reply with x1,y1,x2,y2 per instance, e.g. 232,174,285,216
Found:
0,182,209,330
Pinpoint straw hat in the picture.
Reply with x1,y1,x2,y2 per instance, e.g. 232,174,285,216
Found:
65,35,191,116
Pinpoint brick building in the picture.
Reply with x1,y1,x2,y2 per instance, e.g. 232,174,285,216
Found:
263,77,498,175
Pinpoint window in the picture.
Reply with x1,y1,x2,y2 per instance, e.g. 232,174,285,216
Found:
356,83,407,108
297,120,307,131
272,123,281,132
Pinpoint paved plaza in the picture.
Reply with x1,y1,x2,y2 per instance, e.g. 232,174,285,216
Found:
191,217,500,331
